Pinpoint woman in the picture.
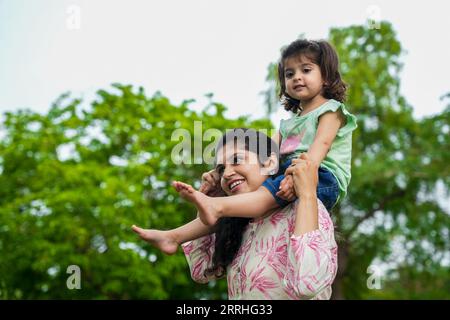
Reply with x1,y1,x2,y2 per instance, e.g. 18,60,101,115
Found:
133,129,337,299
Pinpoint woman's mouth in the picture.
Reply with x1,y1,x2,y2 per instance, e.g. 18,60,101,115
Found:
228,179,245,193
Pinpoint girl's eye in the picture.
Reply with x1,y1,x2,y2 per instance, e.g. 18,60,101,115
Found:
285,72,293,78
303,68,311,73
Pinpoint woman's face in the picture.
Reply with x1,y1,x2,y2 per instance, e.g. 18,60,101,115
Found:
215,142,269,196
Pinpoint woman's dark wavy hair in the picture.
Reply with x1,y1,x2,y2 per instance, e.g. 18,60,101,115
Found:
204,128,279,278
277,39,347,114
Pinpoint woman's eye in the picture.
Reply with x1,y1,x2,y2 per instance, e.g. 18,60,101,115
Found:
216,165,224,174
233,156,243,164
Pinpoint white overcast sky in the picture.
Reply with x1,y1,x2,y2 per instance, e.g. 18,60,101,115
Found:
0,0,449,127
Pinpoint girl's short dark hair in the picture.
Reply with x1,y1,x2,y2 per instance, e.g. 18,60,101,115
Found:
277,39,347,114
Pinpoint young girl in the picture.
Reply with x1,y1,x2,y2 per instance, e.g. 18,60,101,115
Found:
132,39,357,254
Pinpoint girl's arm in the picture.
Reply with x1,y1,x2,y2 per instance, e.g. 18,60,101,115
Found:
282,155,338,299
277,113,343,200
307,110,344,166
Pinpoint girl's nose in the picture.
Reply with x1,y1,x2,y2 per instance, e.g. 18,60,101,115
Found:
293,71,302,82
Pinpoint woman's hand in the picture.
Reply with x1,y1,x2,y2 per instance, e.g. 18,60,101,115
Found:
285,153,320,236
284,153,318,199
199,169,226,197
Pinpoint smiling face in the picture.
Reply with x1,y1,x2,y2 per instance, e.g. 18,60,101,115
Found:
215,142,270,196
284,54,325,103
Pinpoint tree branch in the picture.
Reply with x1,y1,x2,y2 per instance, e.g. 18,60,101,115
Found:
346,189,407,238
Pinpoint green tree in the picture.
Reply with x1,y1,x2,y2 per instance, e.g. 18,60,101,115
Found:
262,22,450,299
0,84,272,299
1,21,448,300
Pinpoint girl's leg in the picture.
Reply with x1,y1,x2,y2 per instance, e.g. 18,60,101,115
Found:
132,217,212,255
316,167,340,211
173,181,278,226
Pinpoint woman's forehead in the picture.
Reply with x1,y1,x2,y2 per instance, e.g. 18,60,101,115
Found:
216,143,245,163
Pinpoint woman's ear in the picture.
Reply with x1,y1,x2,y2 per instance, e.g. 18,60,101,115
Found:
261,152,279,176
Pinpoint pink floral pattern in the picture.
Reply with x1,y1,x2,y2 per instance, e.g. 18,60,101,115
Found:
279,130,305,155
181,200,338,299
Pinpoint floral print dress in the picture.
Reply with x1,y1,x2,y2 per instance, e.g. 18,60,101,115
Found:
182,200,338,300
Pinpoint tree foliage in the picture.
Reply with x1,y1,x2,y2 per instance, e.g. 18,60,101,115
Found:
1,21,448,300
0,84,272,299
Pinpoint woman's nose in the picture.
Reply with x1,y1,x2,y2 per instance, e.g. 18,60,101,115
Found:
222,166,235,179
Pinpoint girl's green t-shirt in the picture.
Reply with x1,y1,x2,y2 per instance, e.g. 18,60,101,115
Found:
279,99,358,201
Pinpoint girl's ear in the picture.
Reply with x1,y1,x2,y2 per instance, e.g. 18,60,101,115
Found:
261,152,279,176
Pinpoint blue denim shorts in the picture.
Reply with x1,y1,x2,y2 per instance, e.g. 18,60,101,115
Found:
261,159,339,211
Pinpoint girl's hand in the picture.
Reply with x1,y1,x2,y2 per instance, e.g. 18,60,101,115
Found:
275,175,296,201
199,169,225,197
284,153,318,198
